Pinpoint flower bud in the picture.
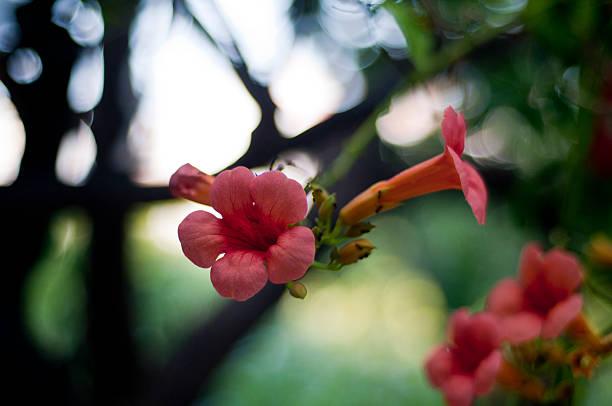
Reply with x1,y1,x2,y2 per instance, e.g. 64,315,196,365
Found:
289,282,307,299
343,222,375,238
568,348,599,378
586,234,612,267
311,184,329,209
318,193,336,221
566,314,602,349
337,239,375,264
169,163,215,205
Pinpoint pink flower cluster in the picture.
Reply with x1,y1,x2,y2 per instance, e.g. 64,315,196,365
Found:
425,244,584,406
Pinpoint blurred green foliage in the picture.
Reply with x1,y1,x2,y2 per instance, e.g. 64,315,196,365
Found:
385,1,433,71
24,210,89,360
126,202,226,365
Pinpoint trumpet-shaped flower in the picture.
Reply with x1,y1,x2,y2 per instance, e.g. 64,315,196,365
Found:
339,107,487,225
425,309,502,406
175,166,315,301
486,243,584,344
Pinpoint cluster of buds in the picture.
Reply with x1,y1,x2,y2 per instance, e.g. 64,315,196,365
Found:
307,183,377,275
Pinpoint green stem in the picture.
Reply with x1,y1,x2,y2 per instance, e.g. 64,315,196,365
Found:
329,217,345,239
310,260,332,270
310,260,343,271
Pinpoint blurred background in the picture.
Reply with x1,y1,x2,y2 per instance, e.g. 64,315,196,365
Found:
2,0,612,405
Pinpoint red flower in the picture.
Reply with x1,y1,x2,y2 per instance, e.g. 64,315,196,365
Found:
339,106,487,225
425,309,502,406
176,166,315,301
486,243,584,344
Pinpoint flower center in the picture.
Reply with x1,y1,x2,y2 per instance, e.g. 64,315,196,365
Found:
523,274,569,315
220,207,284,252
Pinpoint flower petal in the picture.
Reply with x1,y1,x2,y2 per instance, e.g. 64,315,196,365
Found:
210,166,255,217
250,171,308,226
448,308,471,344
499,312,542,344
452,312,501,372
486,278,524,317
169,163,215,205
474,350,502,395
451,311,501,353
442,375,474,406
265,226,315,284
442,106,466,155
448,149,487,225
542,248,583,293
210,251,268,301
542,294,583,339
178,210,224,268
518,243,544,287
424,345,453,388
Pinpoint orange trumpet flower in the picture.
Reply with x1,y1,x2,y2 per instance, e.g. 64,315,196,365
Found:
339,107,487,225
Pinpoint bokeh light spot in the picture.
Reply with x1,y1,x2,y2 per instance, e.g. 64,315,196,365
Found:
55,120,97,186
7,48,43,84
0,90,26,185
67,46,104,112
377,77,463,147
128,14,261,185
270,38,345,138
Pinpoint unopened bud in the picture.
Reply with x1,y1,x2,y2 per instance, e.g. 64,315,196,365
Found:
337,239,375,264
311,184,329,209
343,222,375,238
566,314,602,349
169,163,215,205
586,234,612,267
289,282,307,299
318,193,336,221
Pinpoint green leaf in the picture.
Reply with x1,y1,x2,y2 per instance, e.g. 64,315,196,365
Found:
384,1,433,72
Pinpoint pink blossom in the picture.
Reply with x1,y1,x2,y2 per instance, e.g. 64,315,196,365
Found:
339,106,487,225
176,166,315,301
486,243,584,344
425,309,503,406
